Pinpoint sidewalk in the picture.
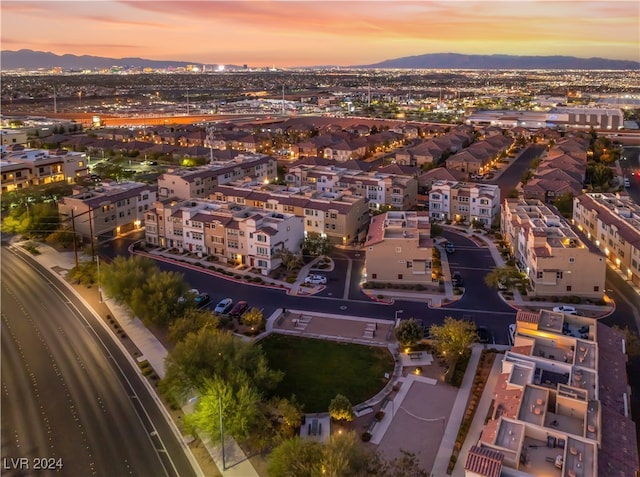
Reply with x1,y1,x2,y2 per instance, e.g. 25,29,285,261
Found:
19,240,257,477
431,344,484,476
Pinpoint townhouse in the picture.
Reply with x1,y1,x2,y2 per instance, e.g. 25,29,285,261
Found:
286,163,417,211
58,181,157,239
211,184,370,245
464,309,638,477
501,198,605,299
1,147,89,193
364,211,434,285
429,180,501,228
573,192,640,287
144,198,304,273
156,154,276,199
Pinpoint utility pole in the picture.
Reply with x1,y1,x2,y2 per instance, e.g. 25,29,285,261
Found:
282,84,285,116
53,86,57,114
70,209,79,267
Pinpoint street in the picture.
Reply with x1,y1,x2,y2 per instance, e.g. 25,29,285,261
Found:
1,246,197,477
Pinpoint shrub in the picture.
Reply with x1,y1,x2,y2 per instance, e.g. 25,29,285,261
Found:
569,295,581,304
361,432,372,442
595,299,606,306
550,296,559,303
375,411,385,421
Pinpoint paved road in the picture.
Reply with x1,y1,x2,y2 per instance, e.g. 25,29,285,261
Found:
0,246,197,477
490,143,547,200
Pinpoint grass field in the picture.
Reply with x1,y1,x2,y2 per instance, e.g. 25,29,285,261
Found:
259,334,394,413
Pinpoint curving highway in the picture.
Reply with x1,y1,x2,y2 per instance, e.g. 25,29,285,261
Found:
0,246,197,477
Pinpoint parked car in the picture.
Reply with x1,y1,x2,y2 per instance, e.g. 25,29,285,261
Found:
229,301,249,318
452,271,463,287
624,177,631,188
552,305,577,315
178,288,199,303
477,326,491,344
194,293,210,307
213,298,233,314
445,241,455,254
304,274,327,285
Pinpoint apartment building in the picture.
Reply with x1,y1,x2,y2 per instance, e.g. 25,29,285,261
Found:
144,198,304,274
286,163,418,211
464,309,638,477
364,211,434,285
211,184,370,245
1,147,89,193
156,154,276,199
429,180,501,227
58,181,157,239
501,198,605,299
573,192,640,287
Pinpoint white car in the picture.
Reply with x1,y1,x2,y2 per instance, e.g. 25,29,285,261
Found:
304,274,327,285
552,305,577,315
213,298,233,314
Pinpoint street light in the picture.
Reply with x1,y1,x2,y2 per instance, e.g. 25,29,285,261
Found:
395,309,404,323
96,255,103,303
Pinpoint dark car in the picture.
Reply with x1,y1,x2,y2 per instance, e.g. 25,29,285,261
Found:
477,326,491,343
194,293,210,308
445,241,455,254
452,271,463,287
229,301,249,318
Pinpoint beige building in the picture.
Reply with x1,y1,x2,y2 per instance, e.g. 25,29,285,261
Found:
573,192,640,287
285,164,418,211
429,180,501,227
364,211,434,285
1,129,28,149
211,184,370,245
1,147,89,193
501,198,605,299
156,154,276,199
58,181,157,239
464,309,638,477
144,198,304,274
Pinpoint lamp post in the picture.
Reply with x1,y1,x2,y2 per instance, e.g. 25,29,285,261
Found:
219,393,226,471
96,255,103,303
395,309,404,328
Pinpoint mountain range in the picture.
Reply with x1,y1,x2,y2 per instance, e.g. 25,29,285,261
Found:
2,49,639,71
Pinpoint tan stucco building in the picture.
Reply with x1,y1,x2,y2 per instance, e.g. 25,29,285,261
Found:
501,198,605,299
364,211,434,285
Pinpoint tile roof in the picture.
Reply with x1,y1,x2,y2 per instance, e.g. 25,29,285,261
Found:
516,310,541,324
464,445,503,477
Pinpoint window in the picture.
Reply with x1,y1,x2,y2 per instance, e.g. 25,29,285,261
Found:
566,285,572,291
569,257,575,263
407,261,413,269
594,286,599,292
397,274,403,280
556,271,563,279
396,247,401,253
537,271,543,279
257,235,267,242
372,273,377,279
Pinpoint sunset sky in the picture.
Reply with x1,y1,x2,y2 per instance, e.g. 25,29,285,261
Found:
2,1,639,67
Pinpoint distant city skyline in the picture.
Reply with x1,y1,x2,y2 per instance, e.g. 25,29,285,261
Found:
2,1,639,67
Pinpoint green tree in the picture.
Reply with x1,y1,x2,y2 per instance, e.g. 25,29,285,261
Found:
45,229,78,248
328,394,353,422
507,188,520,199
274,247,302,272
267,396,304,440
101,255,160,305
241,307,264,329
395,318,423,348
429,317,478,364
160,327,282,403
167,308,219,344
184,376,263,443
1,203,59,238
586,162,614,191
267,437,322,477
484,266,524,291
302,232,333,257
129,269,188,325
371,450,431,477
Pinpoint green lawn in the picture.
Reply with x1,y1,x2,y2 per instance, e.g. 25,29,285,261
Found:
259,334,394,413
